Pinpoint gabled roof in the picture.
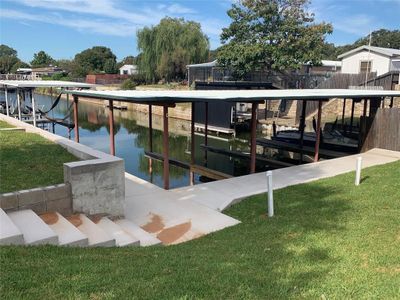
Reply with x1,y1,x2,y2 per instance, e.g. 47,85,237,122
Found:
338,45,400,59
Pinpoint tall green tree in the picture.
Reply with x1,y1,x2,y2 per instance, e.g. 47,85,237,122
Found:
0,44,20,74
31,50,55,67
74,46,117,76
137,17,209,83
217,0,332,78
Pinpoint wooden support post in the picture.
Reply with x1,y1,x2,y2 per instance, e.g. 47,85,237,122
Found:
389,96,394,108
204,102,208,164
350,99,355,133
148,104,153,152
73,96,79,143
190,102,196,185
5,87,9,116
299,100,307,163
341,98,346,128
163,105,170,190
108,99,115,156
17,88,22,120
250,103,258,173
314,100,322,162
31,90,37,127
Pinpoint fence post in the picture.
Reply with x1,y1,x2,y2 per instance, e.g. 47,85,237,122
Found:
355,157,362,186
266,171,274,217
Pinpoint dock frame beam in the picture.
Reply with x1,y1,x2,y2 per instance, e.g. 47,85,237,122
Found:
108,99,115,156
163,104,170,190
73,96,79,143
250,103,258,173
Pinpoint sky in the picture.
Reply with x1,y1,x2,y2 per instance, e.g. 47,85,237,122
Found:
0,0,399,63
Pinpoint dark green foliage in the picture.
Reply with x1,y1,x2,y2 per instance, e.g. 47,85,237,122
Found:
30,50,55,68
218,0,332,78
322,29,400,59
74,46,117,76
1,161,399,298
137,17,209,83
0,129,78,193
0,44,25,74
120,78,137,90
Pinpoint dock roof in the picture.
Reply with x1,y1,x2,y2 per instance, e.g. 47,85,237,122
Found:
0,80,94,89
65,88,400,103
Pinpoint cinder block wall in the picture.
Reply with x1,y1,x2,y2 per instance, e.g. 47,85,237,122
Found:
0,114,126,217
0,183,72,216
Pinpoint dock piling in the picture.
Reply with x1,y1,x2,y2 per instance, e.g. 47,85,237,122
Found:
266,171,274,217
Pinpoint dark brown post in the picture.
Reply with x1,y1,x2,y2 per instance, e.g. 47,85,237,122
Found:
341,98,346,128
163,105,169,190
299,100,307,163
73,96,79,143
389,96,394,108
350,99,355,133
108,99,115,156
148,104,153,152
190,102,196,185
250,103,258,173
314,100,322,162
204,102,208,164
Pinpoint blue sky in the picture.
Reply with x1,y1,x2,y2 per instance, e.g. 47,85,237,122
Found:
1,0,399,63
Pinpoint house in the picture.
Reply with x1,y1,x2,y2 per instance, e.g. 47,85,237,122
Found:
338,45,400,76
119,64,138,75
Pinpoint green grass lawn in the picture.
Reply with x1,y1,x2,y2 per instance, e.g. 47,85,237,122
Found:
0,120,14,128
0,129,78,193
1,161,399,299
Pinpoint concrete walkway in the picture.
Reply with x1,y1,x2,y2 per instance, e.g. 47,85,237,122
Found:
124,148,400,244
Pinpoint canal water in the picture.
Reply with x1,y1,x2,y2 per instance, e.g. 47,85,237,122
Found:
2,92,261,189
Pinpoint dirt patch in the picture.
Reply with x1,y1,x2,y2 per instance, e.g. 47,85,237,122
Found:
157,221,191,245
40,212,59,225
66,214,82,227
141,213,165,233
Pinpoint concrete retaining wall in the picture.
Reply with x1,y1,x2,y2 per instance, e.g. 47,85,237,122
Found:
0,114,125,216
0,183,72,216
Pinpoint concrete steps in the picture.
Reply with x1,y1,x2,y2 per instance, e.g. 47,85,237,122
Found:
0,208,24,245
96,217,140,247
115,219,162,246
7,209,58,245
40,212,88,247
66,214,116,247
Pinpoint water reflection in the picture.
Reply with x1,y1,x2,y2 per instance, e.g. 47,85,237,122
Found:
29,93,255,189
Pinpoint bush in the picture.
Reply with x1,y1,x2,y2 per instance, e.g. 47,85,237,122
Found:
121,78,137,90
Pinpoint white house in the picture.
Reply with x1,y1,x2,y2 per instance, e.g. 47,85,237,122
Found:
119,64,138,75
338,45,400,76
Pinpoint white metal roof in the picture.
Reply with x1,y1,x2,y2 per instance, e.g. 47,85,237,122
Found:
187,60,218,68
0,80,94,89
338,45,400,59
321,60,342,67
65,88,400,103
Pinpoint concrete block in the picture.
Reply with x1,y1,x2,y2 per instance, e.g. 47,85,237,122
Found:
18,188,45,206
44,184,71,202
19,202,47,215
0,193,18,210
46,197,72,213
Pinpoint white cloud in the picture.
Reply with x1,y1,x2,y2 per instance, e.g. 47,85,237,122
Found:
1,8,137,36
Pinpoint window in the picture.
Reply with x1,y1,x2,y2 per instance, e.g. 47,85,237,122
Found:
123,70,128,75
360,61,372,73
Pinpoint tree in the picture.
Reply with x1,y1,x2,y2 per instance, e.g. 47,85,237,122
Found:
0,44,20,74
217,0,332,78
31,50,55,67
137,17,209,82
74,46,117,76
10,61,31,74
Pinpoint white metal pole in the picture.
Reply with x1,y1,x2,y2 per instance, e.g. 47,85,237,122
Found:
17,88,22,120
355,157,362,186
266,171,274,217
31,90,37,127
5,87,9,116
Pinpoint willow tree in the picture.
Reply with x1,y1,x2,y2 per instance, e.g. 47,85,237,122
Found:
137,17,209,83
218,0,332,79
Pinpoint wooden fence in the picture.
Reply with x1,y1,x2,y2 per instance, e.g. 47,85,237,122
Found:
361,108,400,152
